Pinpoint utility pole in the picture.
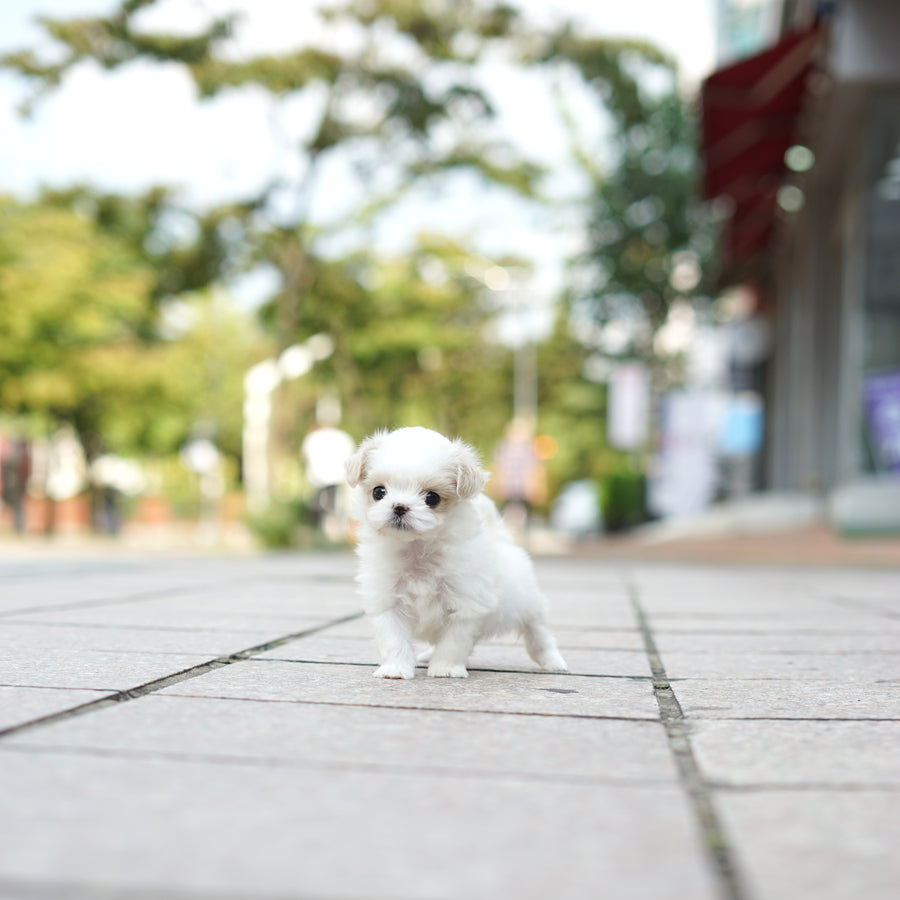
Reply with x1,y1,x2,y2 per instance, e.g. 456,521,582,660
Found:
242,334,334,513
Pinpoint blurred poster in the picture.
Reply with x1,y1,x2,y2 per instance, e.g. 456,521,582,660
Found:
719,391,764,457
608,362,649,450
863,369,900,473
648,389,726,518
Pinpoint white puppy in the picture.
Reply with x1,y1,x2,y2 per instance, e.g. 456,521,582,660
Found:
345,426,568,679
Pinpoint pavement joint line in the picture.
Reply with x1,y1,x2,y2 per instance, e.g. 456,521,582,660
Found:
0,570,348,619
154,692,662,722
0,619,302,636
0,580,242,620
0,877,323,900
0,587,194,620
0,742,677,787
627,579,750,900
249,657,653,680
0,878,292,900
0,611,364,741
0,562,142,583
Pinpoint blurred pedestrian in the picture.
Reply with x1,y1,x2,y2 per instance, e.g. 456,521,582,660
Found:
91,455,145,536
492,420,545,531
1,436,31,534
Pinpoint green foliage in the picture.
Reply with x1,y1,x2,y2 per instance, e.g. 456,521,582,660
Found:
0,195,269,460
0,1,549,447
591,89,716,327
3,0,534,196
258,233,512,454
535,311,644,511
0,197,153,436
600,469,647,532
559,60,718,358
0,0,713,521
244,500,324,549
542,31,674,132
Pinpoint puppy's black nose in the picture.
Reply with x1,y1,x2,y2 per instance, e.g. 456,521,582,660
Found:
393,503,409,517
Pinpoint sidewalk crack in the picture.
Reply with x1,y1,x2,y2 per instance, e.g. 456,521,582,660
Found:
628,580,750,900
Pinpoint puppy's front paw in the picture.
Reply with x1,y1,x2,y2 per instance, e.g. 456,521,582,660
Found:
374,662,415,679
427,662,468,678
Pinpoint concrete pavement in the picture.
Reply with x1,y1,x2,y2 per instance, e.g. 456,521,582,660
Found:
0,550,898,899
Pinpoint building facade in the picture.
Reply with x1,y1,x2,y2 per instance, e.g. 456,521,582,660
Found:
700,0,900,531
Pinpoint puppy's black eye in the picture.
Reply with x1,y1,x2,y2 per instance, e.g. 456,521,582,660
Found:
372,486,386,501
424,491,440,508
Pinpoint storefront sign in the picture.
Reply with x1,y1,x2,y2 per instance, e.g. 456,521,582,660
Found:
863,369,900,473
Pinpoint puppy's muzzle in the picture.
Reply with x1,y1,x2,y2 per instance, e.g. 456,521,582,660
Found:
391,503,410,528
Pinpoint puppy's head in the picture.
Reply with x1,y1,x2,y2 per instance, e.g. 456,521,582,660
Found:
345,427,488,541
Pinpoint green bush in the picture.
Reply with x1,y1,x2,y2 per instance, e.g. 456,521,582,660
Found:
599,471,647,532
244,500,314,549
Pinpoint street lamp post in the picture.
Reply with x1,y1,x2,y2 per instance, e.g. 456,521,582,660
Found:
242,334,334,514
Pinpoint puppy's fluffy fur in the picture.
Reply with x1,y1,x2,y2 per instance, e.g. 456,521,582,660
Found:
345,426,568,678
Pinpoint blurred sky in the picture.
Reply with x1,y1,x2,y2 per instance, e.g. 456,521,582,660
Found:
0,0,716,322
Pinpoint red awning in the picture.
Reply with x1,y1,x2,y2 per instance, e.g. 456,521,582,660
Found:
700,24,825,279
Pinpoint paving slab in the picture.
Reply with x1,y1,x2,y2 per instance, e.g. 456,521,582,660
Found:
0,647,218,692
0,750,718,900
6,600,339,634
2,550,899,900
0,647,217,695
717,790,899,900
636,592,855,617
653,630,900,655
0,572,227,615
689,719,900,787
159,659,660,719
661,650,900,680
0,621,285,656
0,686,114,732
539,600,639,627
5,693,678,783
648,614,900,634
672,678,900,719
629,565,900,608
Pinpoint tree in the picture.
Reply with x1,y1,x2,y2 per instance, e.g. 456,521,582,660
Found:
565,60,719,364
272,234,513,448
3,0,541,338
0,194,268,461
2,1,679,343
3,0,700,512
0,196,156,446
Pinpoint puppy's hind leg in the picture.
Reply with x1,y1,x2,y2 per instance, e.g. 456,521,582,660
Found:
523,616,568,672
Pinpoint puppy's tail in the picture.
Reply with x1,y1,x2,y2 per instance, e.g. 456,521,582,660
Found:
473,494,515,543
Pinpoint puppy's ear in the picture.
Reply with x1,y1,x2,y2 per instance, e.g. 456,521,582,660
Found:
345,432,384,487
450,439,489,499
